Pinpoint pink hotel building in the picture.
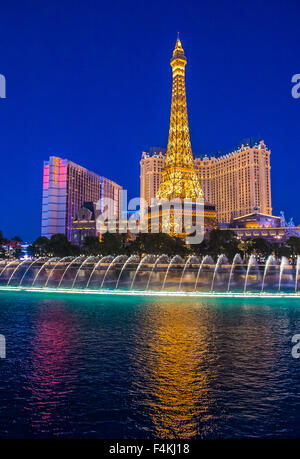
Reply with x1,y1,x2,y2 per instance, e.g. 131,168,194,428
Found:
41,156,122,240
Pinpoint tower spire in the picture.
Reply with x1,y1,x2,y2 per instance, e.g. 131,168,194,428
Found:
156,37,203,201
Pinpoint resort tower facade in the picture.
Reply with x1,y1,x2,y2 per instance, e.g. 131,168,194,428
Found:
41,156,122,240
141,140,272,223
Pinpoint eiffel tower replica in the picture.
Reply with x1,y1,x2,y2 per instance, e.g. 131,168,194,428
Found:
156,36,203,201
147,37,205,238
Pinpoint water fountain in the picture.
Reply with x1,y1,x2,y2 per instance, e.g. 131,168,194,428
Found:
0,254,299,298
7,259,31,286
244,254,260,293
278,257,290,292
261,255,277,292
296,255,300,293
162,255,184,290
146,254,169,291
71,256,96,289
32,257,56,287
101,255,127,289
194,255,214,291
45,256,73,288
211,254,229,292
0,260,17,279
227,254,244,292
130,254,156,290
115,255,140,289
58,256,84,288
19,257,45,287
178,255,199,291
86,255,113,289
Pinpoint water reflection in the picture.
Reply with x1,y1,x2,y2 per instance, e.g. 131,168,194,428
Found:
130,299,299,439
131,301,216,438
25,302,80,435
1,293,300,438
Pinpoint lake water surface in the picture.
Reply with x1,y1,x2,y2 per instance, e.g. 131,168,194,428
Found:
0,291,300,438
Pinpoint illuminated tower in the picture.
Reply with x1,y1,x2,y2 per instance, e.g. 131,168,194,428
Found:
156,37,203,201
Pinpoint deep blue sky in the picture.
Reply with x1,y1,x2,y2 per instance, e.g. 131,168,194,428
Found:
0,0,299,241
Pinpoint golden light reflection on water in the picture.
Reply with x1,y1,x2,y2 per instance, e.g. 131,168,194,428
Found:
131,300,216,438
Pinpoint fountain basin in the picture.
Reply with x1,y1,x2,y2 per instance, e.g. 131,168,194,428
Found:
0,285,300,299
0,254,299,294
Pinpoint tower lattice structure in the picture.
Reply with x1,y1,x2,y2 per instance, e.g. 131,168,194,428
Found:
156,37,203,201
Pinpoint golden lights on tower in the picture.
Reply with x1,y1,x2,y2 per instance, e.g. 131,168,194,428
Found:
156,37,203,201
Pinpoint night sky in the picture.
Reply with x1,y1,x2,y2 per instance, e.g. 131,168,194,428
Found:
0,0,299,241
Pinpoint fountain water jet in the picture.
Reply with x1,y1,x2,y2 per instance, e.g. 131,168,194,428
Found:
211,254,228,292
261,255,277,292
146,254,168,291
19,258,45,287
162,255,184,290
86,255,112,289
130,254,154,290
71,256,96,289
295,255,300,293
244,255,258,293
1,254,300,296
179,255,199,291
45,256,72,288
32,257,56,287
0,260,19,281
194,255,214,291
115,255,139,289
57,256,83,288
227,254,243,292
7,259,31,286
278,256,290,292
100,255,127,289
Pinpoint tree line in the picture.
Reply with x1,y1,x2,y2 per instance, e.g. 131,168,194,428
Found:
1,229,300,261
25,231,300,261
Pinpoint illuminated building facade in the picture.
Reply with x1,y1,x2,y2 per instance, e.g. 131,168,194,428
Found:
140,149,166,222
41,156,122,240
224,211,300,242
141,140,272,224
194,140,272,222
232,212,280,229
70,202,99,246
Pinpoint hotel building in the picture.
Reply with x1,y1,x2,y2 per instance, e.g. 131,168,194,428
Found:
70,202,100,246
224,211,300,242
41,156,122,240
140,140,272,224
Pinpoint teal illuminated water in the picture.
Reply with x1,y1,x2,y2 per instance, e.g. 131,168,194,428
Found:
0,291,300,438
